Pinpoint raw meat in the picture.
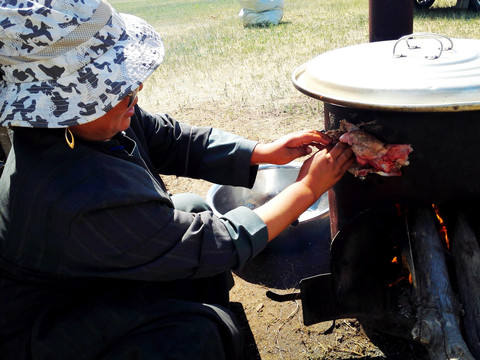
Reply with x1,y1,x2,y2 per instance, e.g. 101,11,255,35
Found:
328,121,413,178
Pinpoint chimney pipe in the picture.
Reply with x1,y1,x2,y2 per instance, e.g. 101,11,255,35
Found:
369,0,413,42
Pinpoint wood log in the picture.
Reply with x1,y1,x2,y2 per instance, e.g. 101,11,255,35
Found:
446,209,480,359
407,206,475,360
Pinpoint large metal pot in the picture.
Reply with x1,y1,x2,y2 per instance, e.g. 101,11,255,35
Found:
292,34,480,231
293,33,480,112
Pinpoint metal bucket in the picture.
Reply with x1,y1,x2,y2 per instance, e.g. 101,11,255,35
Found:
206,163,331,289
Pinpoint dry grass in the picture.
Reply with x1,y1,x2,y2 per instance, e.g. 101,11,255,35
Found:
109,0,480,138
111,0,371,136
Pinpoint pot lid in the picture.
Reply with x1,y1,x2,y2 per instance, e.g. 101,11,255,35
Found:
292,33,480,112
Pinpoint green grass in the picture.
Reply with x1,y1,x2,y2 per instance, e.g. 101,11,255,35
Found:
109,0,480,130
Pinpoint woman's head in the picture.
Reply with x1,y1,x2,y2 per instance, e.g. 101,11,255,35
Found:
69,84,143,141
0,0,164,129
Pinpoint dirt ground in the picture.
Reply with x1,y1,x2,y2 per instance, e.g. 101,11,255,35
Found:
229,250,431,360
161,100,430,360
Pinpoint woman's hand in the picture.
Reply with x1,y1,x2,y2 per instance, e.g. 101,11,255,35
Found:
296,142,354,200
254,142,354,241
250,129,333,165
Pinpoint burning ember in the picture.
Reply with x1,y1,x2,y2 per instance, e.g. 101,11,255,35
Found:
388,255,413,288
432,204,450,250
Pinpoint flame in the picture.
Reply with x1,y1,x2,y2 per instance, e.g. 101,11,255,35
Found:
388,255,413,287
388,276,407,287
432,204,450,250
387,204,414,288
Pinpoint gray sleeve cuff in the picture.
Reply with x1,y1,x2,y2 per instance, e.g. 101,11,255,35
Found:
207,128,259,187
220,206,268,270
234,138,259,188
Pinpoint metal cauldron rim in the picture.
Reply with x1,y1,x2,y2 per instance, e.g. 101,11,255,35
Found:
206,162,329,223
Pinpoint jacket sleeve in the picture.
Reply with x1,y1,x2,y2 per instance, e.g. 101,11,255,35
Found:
64,200,268,281
60,108,269,281
133,107,259,187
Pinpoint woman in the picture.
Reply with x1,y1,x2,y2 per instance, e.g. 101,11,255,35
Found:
0,0,354,359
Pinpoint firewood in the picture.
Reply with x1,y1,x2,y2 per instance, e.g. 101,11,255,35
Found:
407,206,475,360
445,209,480,359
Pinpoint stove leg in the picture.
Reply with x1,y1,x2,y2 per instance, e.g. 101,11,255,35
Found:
408,206,474,360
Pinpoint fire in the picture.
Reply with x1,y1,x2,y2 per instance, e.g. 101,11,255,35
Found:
387,205,413,288
388,276,408,287
387,205,448,289
432,204,450,250
389,255,412,287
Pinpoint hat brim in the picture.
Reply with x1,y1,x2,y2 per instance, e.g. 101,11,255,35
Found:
0,11,164,128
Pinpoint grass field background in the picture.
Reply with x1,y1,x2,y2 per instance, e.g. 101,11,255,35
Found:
109,0,479,127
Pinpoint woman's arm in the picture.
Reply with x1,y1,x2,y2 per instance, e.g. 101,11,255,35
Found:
254,142,354,241
250,129,333,165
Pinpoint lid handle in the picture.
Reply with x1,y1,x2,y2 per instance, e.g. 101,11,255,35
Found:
393,33,453,60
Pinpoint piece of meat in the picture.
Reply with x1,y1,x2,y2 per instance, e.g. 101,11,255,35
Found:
327,120,413,178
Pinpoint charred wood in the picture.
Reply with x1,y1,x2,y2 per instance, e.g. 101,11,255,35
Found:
444,208,480,359
408,206,475,360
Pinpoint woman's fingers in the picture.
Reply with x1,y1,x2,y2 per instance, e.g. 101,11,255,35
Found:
286,129,333,148
318,143,355,180
327,141,347,158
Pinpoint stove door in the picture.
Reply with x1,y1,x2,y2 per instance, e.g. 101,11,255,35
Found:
300,205,416,337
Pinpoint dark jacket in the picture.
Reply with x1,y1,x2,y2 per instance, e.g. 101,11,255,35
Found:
0,106,268,357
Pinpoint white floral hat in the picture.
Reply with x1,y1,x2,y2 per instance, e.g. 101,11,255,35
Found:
0,0,164,128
